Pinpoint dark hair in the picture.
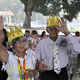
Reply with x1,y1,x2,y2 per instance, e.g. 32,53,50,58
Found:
41,31,46,37
25,30,30,33
75,31,79,36
31,30,38,35
12,37,19,47
2,29,8,47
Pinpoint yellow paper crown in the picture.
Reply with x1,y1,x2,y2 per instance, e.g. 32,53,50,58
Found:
7,26,24,42
47,14,59,27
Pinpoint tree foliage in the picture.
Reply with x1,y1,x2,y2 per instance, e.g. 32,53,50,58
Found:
20,0,62,16
20,0,80,23
62,0,80,21
20,0,62,28
33,0,62,16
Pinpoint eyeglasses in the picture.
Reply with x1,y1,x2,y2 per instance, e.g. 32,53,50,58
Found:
48,27,56,29
16,39,26,44
47,27,58,31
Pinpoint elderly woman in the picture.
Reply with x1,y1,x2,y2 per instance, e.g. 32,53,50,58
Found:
0,16,43,80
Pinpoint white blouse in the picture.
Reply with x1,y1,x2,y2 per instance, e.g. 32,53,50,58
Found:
5,49,36,80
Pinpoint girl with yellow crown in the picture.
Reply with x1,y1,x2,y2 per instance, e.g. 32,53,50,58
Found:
0,16,48,80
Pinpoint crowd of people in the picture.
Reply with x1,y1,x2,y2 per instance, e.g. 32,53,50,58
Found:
67,31,80,80
0,14,80,80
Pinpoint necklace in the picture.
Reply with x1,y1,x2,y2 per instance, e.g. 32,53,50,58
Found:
18,58,28,80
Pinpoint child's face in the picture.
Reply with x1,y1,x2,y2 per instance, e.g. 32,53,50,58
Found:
32,34,37,39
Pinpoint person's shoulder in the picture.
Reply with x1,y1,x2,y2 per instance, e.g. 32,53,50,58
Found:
7,50,13,55
28,36,31,39
25,49,35,58
38,37,48,45
26,49,33,53
75,36,80,39
40,37,48,41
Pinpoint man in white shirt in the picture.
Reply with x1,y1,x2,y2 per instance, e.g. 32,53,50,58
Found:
35,15,80,80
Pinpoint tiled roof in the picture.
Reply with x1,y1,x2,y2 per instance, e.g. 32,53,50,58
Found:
0,11,14,16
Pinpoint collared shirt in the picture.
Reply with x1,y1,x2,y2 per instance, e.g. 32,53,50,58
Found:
24,35,31,42
35,34,80,70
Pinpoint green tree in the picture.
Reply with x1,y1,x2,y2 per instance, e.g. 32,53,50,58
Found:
20,0,80,28
20,0,62,28
62,0,80,21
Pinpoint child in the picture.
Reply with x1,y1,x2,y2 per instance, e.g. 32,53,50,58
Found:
30,30,40,51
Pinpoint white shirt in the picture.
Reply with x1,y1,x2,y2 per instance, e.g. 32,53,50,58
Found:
35,34,80,70
75,36,80,43
5,49,36,80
